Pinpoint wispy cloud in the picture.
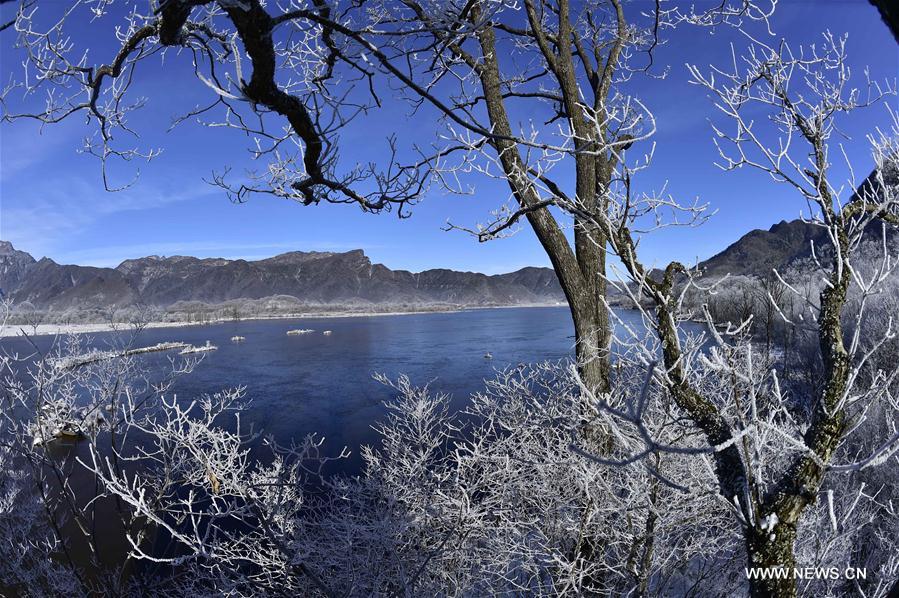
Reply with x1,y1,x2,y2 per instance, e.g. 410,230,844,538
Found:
1,176,225,256
0,120,82,184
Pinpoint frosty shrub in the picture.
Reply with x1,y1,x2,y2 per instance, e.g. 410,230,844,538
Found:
1,293,897,596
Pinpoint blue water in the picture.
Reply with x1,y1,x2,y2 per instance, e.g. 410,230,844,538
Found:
159,307,576,469
1,307,701,473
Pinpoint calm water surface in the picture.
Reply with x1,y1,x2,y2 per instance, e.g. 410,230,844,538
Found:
2,307,700,473
0,306,710,575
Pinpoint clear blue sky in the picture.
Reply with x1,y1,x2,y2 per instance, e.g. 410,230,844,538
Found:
0,1,896,274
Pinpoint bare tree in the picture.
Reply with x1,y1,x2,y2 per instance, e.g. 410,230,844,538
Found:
0,0,775,393
127,302,159,335
3,3,897,596
869,0,899,43
14,300,43,336
564,31,899,597
0,301,208,595
1,254,896,595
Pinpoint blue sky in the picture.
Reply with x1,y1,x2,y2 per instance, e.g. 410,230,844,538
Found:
0,1,896,274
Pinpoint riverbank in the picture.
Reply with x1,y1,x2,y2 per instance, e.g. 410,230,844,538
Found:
0,303,568,338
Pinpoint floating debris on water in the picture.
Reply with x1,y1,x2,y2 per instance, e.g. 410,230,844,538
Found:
128,342,190,355
51,342,190,370
180,341,218,355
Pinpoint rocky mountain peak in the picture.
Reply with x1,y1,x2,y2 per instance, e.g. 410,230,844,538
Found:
1,244,563,311
0,241,38,296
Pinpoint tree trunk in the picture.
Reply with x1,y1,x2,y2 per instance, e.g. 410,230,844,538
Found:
571,296,611,395
470,12,613,395
746,522,799,597
573,215,612,396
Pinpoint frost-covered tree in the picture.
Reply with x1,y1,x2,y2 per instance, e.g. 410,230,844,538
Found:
0,0,777,393
561,31,899,597
2,2,898,596
2,299,726,595
0,303,207,595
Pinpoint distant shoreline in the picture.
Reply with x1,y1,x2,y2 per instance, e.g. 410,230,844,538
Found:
0,303,569,339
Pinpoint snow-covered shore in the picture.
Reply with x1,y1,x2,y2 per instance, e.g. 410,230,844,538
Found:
0,304,567,338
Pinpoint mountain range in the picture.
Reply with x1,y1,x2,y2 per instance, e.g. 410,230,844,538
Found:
698,218,833,278
699,218,898,278
0,241,565,312
1,217,889,315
